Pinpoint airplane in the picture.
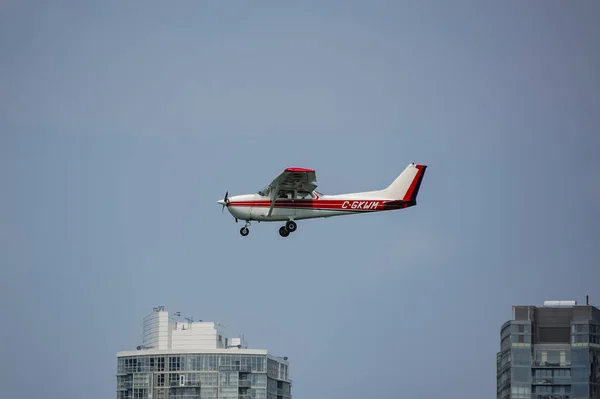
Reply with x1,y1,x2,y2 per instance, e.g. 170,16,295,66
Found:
217,162,427,237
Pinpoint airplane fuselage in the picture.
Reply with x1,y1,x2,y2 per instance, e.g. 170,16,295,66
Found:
218,162,427,237
224,191,414,222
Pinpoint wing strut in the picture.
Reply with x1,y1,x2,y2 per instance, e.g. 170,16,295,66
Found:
267,184,279,216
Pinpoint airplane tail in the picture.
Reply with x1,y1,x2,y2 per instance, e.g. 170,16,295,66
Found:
381,163,427,203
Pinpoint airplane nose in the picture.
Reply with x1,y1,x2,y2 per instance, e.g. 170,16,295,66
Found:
217,199,226,206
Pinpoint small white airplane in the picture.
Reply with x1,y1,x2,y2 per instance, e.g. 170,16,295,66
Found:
217,162,427,237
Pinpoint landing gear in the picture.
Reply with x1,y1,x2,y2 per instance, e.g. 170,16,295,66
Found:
240,222,250,237
286,220,297,232
279,226,290,237
278,220,297,238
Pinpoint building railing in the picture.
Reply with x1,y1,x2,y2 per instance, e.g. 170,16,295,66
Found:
497,378,511,391
238,380,251,388
532,361,570,368
117,381,133,390
532,377,571,385
498,361,511,373
168,380,201,387
218,365,252,373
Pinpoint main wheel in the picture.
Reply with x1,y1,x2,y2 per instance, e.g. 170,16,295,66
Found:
240,227,249,236
286,220,297,232
279,226,289,237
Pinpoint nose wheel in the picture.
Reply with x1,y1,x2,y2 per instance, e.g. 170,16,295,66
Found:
279,226,290,237
240,222,250,237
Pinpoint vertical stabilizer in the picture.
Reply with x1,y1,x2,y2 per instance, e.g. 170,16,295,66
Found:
382,163,427,202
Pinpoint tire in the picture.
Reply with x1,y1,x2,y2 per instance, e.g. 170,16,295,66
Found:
286,220,297,232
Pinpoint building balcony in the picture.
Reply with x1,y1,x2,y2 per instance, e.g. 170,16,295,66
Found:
238,380,251,388
497,379,511,391
117,382,133,390
168,380,201,387
532,377,572,385
498,361,511,373
218,365,252,373
533,361,571,368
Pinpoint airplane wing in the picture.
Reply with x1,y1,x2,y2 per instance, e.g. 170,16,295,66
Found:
266,167,318,216
268,167,318,193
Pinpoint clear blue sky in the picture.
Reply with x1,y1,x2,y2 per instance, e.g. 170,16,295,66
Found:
1,1,599,398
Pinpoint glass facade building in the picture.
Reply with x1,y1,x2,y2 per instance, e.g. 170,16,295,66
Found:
117,307,291,399
116,352,290,399
497,300,600,399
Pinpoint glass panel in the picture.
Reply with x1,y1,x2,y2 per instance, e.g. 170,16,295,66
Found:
512,349,532,366
511,366,530,382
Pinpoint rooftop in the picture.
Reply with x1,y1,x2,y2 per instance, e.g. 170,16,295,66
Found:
116,306,291,367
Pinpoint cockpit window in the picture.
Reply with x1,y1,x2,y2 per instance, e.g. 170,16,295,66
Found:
296,191,314,199
258,188,315,199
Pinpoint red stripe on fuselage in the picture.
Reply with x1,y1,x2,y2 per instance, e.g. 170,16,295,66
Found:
227,199,412,211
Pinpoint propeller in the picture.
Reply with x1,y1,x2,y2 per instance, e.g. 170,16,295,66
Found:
221,191,229,213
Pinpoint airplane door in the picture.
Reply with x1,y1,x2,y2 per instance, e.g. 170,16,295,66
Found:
289,194,298,219
278,191,296,219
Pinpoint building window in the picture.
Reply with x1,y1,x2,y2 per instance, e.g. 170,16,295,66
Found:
133,389,148,399
572,334,588,343
573,324,589,333
169,356,181,371
512,349,531,366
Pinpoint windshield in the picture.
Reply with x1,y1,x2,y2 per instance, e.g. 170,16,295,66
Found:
257,186,271,197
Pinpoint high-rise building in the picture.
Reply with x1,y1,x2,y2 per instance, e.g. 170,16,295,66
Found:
497,299,600,399
116,306,292,399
